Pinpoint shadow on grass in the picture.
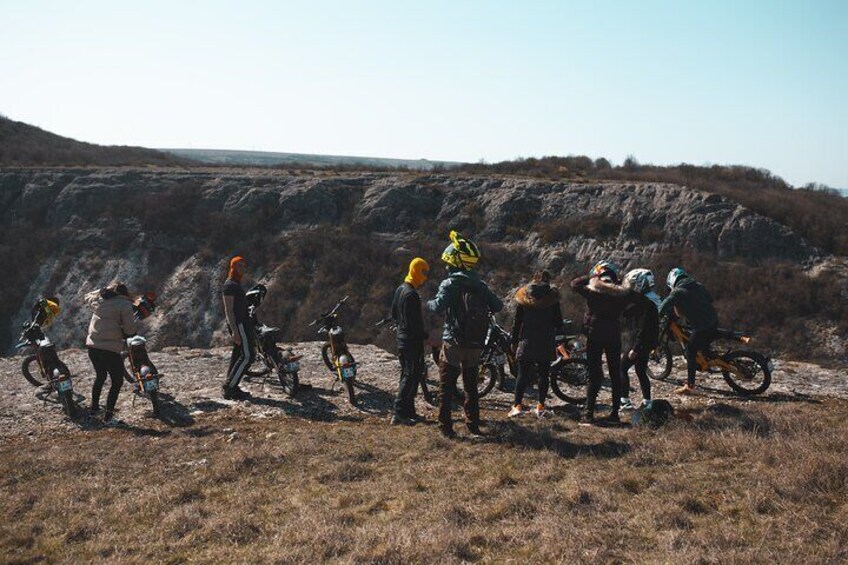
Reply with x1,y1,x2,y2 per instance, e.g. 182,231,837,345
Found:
695,383,822,405
487,420,632,459
676,402,772,437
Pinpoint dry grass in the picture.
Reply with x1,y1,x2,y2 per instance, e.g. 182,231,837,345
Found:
2,399,847,564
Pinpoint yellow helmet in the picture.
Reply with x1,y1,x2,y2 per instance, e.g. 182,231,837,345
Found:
34,298,61,327
441,230,481,270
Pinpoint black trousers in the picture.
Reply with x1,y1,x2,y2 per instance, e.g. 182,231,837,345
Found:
586,338,623,417
395,345,423,418
224,322,255,390
88,347,125,414
621,347,651,400
686,327,717,386
438,362,480,432
513,359,550,406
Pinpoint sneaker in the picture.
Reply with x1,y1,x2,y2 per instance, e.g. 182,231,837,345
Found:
103,418,123,428
390,415,416,426
508,404,525,418
620,397,634,410
439,426,456,439
533,403,549,419
674,383,695,395
641,399,653,409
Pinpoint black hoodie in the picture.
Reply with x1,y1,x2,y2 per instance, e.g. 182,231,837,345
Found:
510,282,565,362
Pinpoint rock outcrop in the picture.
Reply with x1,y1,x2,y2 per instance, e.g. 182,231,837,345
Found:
0,169,838,360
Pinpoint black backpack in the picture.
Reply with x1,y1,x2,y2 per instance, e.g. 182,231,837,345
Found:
632,399,674,428
456,285,489,348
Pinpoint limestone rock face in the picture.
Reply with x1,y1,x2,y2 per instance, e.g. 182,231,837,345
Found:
0,169,832,357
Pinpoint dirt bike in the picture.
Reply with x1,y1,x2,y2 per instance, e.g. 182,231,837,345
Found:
476,315,516,398
375,317,439,405
123,335,163,416
243,285,301,397
649,317,773,395
311,296,358,404
118,292,164,416
17,313,78,419
548,319,591,404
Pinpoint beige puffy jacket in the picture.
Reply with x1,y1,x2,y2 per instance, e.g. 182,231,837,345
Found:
85,291,138,353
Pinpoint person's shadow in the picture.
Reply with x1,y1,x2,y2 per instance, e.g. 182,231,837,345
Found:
485,419,632,459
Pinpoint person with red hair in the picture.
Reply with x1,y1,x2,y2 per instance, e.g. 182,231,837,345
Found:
222,256,254,400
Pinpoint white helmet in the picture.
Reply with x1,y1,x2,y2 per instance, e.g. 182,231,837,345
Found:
666,267,688,290
624,269,656,294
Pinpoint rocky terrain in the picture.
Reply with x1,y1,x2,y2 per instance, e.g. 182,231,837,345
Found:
0,343,844,440
1,168,844,365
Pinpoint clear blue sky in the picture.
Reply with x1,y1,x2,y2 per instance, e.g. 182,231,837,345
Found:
1,0,846,186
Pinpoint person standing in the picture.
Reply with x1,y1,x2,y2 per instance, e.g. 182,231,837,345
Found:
427,231,503,439
508,270,565,419
659,268,719,395
222,256,254,400
389,257,430,425
571,261,633,424
85,282,137,423
620,268,661,409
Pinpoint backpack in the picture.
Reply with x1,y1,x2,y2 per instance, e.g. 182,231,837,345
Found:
632,399,674,428
456,285,489,348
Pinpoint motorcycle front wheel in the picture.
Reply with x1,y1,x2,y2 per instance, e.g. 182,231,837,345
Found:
59,390,77,419
149,389,162,417
274,356,299,398
22,355,44,387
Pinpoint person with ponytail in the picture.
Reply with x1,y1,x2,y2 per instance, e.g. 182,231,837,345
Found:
222,256,254,400
389,257,430,425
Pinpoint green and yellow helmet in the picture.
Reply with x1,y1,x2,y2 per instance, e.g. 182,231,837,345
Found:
441,230,481,270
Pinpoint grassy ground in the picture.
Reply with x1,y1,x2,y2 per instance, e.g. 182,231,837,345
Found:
2,397,847,564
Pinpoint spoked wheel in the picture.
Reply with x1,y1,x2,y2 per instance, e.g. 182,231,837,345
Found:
149,390,162,417
477,364,497,398
550,358,590,404
58,390,77,419
720,350,772,396
419,363,440,406
321,343,335,371
647,345,673,381
21,355,44,387
274,358,299,398
343,376,356,404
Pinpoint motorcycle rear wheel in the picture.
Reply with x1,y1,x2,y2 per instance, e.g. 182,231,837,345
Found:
477,364,497,398
647,345,673,381
59,390,77,419
550,358,590,404
721,350,772,396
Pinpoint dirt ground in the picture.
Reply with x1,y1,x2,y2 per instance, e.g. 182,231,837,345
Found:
1,344,847,563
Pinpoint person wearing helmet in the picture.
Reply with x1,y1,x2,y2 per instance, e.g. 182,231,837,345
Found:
427,231,503,439
659,268,718,394
222,256,254,401
389,257,430,426
571,260,634,424
508,270,565,419
620,269,661,409
85,282,138,423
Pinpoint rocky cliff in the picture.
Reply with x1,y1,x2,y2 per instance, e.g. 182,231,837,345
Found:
0,168,843,361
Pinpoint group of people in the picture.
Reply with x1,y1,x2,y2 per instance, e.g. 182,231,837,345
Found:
76,230,718,433
384,231,719,438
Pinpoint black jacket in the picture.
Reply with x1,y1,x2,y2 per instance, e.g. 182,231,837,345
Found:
623,293,660,351
391,282,426,349
659,277,718,331
510,282,565,362
570,275,635,343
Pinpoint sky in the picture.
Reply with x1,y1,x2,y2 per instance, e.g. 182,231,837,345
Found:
1,0,846,187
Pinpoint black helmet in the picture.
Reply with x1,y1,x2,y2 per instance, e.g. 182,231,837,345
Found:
246,284,268,308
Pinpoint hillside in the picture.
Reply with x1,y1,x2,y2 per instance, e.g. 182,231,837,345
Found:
0,116,188,167
0,169,845,363
163,148,459,170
